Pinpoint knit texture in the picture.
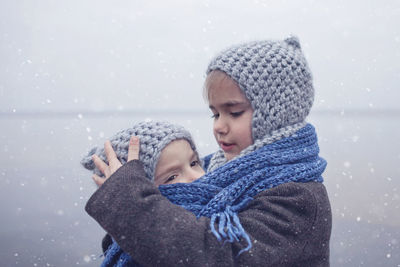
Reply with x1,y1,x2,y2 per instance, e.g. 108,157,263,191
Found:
81,121,198,181
207,35,314,143
102,123,326,266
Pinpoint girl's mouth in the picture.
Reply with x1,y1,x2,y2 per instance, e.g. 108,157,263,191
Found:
220,142,235,152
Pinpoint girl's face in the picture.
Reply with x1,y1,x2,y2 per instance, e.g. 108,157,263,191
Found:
206,72,253,161
154,139,205,186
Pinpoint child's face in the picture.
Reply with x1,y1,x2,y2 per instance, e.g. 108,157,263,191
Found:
154,139,205,186
207,72,253,160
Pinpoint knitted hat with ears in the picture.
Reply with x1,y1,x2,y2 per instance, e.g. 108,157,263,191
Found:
206,35,314,142
81,121,199,181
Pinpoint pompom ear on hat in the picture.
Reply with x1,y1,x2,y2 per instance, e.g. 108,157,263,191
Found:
206,35,314,143
81,121,199,181
284,35,301,49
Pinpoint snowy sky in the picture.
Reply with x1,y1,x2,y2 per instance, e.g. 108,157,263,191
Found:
1,0,399,113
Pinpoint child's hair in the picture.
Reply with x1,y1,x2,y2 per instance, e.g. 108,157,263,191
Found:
204,35,314,143
81,121,199,181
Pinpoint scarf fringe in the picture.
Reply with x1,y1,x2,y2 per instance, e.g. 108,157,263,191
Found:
210,205,252,256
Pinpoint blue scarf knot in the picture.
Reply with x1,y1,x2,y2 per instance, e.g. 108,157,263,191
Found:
101,123,326,266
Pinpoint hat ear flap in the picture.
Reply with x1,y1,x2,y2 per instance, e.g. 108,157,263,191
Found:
284,35,301,49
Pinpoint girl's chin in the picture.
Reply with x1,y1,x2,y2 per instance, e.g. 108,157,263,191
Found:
223,151,238,161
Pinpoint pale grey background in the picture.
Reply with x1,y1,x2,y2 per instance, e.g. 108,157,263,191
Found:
1,0,399,266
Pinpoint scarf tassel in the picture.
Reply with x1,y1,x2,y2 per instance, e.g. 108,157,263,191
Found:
210,206,252,257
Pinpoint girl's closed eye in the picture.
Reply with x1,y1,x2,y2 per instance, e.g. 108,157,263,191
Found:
230,111,244,117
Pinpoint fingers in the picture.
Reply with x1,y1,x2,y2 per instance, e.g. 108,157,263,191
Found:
92,174,105,187
128,136,140,162
91,139,129,184
104,140,118,163
92,154,109,177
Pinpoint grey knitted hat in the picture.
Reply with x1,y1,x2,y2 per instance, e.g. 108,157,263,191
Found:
206,35,314,142
81,121,199,181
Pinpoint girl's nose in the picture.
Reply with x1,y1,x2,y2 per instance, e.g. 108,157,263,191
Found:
214,117,228,135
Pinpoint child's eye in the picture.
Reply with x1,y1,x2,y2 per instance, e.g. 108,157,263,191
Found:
231,111,244,117
211,113,219,119
165,174,178,184
190,160,199,167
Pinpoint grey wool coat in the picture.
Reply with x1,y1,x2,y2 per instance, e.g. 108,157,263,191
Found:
86,160,332,267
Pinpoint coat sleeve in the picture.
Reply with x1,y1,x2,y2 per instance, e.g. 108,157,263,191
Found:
85,160,331,267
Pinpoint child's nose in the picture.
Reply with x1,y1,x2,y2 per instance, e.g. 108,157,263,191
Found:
184,168,205,183
214,117,228,135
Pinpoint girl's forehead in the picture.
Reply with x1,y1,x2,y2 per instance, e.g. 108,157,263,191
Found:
208,83,249,106
206,70,233,88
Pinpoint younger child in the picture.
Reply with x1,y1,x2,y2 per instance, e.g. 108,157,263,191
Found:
81,120,204,186
81,120,205,264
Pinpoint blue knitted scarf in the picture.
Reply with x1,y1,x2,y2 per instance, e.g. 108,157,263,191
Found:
101,124,326,266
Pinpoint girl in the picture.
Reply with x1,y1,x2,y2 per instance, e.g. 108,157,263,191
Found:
85,36,332,266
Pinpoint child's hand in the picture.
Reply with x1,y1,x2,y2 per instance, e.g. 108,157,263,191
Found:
91,136,140,186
